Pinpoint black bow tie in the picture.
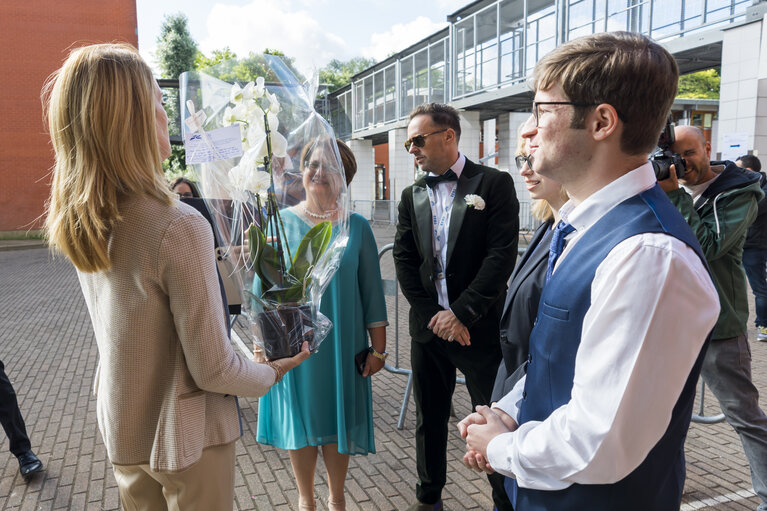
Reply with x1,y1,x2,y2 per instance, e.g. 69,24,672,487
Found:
425,169,458,188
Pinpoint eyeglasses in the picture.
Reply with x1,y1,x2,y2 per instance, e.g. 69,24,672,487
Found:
404,128,448,151
176,192,194,199
304,160,339,173
515,155,534,171
532,101,597,127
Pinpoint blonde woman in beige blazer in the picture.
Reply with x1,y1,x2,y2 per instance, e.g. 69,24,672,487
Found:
43,43,310,511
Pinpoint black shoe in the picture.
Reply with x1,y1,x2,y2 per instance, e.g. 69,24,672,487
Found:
17,451,43,478
406,500,443,511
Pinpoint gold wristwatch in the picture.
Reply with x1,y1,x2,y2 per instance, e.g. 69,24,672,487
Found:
368,346,388,362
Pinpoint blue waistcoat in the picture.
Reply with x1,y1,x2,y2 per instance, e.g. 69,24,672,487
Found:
510,184,710,511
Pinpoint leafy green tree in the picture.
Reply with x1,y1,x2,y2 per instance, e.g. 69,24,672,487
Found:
194,47,237,70
155,13,198,177
677,68,720,99
196,47,304,84
319,57,377,92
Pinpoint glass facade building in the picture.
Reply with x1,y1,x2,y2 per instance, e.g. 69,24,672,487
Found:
328,0,752,139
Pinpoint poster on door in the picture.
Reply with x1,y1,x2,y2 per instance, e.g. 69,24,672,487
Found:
719,133,750,161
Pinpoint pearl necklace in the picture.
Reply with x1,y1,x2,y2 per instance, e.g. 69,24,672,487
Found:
303,205,335,219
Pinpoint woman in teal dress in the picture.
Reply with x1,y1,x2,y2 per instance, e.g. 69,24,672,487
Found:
256,139,388,511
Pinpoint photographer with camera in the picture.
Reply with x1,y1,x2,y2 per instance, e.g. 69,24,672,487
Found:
658,125,767,511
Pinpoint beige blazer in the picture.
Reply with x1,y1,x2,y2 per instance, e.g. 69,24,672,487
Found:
77,194,275,472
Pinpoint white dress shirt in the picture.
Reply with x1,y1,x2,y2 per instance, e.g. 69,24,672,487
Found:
488,162,720,490
427,153,466,309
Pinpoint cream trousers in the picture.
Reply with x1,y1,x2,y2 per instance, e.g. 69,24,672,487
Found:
112,441,236,511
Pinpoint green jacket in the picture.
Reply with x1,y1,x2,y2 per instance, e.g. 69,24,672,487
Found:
666,161,764,339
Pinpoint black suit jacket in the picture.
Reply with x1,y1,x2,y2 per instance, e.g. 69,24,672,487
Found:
393,158,519,344
491,219,553,401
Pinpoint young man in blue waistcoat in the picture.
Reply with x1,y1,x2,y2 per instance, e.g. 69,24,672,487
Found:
458,31,721,510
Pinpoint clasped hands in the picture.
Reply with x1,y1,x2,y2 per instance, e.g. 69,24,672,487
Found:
428,309,470,345
458,405,518,474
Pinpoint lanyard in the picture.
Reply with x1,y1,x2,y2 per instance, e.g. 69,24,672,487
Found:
427,183,457,273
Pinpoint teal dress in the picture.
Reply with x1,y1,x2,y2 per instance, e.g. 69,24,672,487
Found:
256,209,388,455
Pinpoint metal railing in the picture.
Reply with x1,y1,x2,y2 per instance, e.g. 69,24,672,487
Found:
353,199,398,226
691,380,725,424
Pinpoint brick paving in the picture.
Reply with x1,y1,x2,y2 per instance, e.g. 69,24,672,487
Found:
0,225,765,510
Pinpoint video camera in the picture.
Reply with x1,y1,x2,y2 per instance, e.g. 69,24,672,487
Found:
650,117,686,181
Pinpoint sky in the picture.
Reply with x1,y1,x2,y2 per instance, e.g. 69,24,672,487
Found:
136,0,469,76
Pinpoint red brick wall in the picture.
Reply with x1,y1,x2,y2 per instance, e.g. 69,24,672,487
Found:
0,1,138,232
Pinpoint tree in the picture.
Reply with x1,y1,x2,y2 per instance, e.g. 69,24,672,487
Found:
319,57,377,92
196,47,304,84
155,13,199,177
677,68,720,100
156,13,198,79
194,47,237,70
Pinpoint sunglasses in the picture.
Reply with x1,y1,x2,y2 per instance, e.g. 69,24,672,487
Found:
404,128,448,151
515,155,534,171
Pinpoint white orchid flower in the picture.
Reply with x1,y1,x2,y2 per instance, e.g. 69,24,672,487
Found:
267,110,280,132
229,152,270,194
241,82,256,101
247,127,268,159
222,106,237,126
246,169,271,194
231,103,248,123
246,102,266,129
270,130,288,158
266,91,281,114
228,163,248,192
230,83,243,104
255,77,266,98
247,127,288,162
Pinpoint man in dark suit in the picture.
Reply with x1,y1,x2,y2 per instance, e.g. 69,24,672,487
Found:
393,103,519,511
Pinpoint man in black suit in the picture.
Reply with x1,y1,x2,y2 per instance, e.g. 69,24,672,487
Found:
393,103,519,511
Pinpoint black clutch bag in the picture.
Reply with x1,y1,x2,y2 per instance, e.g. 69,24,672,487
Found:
355,347,369,375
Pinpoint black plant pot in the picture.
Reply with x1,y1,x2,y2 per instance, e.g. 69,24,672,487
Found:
257,303,314,360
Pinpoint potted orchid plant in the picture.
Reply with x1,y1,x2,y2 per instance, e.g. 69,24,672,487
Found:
180,58,348,360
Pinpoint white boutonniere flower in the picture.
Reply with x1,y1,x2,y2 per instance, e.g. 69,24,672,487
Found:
465,194,486,210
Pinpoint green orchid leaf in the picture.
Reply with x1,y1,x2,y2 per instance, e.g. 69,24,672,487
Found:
248,224,269,288
264,282,306,304
259,242,285,290
288,221,332,282
244,289,269,310
248,224,283,291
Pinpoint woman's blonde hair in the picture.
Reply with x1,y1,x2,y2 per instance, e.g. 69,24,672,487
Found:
43,43,173,272
515,125,568,222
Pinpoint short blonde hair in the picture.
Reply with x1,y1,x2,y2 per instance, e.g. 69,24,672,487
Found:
43,43,172,272
533,32,678,156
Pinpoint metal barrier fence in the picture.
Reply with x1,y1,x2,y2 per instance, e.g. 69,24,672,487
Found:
352,200,397,226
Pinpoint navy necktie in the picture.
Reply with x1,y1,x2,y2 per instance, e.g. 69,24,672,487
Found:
425,169,458,188
545,221,576,283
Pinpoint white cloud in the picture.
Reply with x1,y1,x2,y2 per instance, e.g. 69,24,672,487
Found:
199,0,352,76
362,16,448,61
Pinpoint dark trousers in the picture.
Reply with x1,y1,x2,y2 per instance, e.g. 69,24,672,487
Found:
0,359,31,457
411,336,513,510
743,247,767,327
701,336,767,509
